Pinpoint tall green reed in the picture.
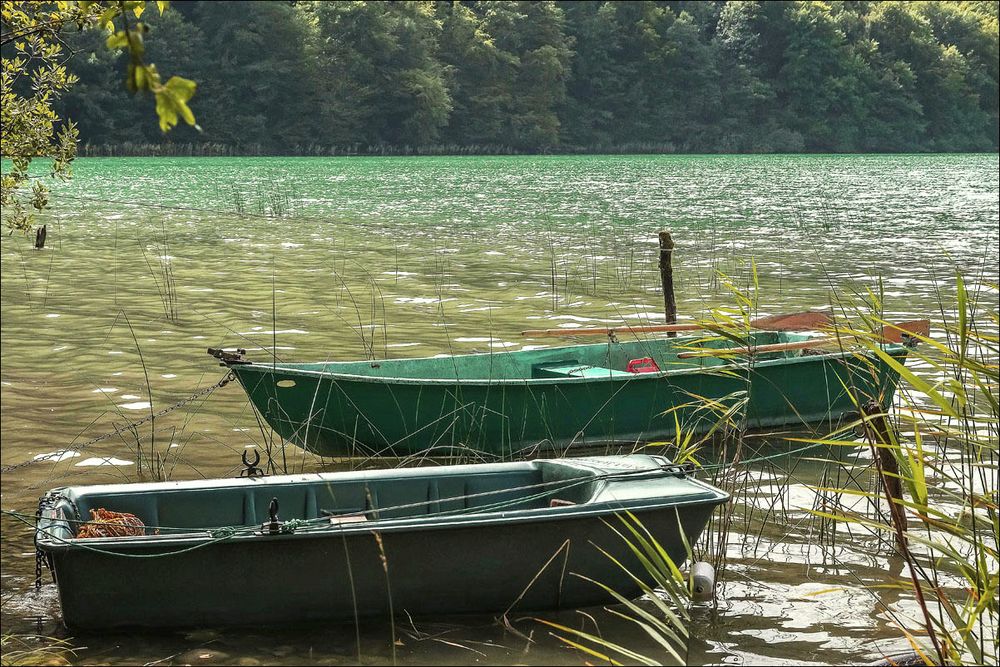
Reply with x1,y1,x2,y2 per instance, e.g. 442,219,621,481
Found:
0,633,76,666
805,275,998,665
546,268,995,666
536,512,695,666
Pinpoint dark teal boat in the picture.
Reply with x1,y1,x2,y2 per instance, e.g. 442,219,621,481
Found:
36,455,728,630
213,329,916,458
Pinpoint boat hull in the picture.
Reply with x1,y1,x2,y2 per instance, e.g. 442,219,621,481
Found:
37,456,728,630
228,341,908,457
47,504,716,630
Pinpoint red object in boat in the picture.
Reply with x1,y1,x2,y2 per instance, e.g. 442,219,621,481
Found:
626,357,660,374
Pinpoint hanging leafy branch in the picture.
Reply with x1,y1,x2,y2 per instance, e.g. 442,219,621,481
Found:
1,0,197,232
96,1,197,132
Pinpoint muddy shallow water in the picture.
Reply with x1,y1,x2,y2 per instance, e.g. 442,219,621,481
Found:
1,154,997,665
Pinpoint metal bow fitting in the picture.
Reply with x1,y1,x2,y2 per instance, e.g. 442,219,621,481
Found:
240,449,265,478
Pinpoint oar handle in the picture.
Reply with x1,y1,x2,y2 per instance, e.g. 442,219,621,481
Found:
676,338,828,359
676,320,930,359
520,323,700,337
520,310,833,338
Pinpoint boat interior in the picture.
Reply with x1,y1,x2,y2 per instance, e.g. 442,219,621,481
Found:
42,459,621,539
280,332,818,380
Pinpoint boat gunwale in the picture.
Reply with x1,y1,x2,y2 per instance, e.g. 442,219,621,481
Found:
229,343,908,387
36,483,729,552
36,456,730,551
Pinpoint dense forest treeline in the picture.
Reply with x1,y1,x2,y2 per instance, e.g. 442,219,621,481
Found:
59,1,999,155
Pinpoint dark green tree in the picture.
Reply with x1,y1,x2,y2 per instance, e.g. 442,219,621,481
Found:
778,2,859,150
437,1,517,147
192,0,317,151
36,0,1000,155
316,1,451,146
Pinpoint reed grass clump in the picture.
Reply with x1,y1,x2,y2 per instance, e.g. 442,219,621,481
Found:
137,221,178,323
545,268,996,666
535,512,694,666
0,633,76,666
214,177,298,218
809,275,999,665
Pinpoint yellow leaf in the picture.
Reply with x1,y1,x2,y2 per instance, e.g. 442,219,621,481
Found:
106,31,128,50
97,6,118,29
155,76,197,131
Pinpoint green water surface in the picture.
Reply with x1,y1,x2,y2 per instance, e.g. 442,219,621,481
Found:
1,154,997,665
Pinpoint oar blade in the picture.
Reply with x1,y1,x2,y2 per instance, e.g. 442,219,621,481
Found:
750,310,834,331
880,320,930,344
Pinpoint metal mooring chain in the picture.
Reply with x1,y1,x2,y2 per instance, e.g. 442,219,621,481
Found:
34,493,58,589
0,372,236,474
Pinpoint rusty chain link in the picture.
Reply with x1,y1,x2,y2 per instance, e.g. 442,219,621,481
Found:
0,372,236,474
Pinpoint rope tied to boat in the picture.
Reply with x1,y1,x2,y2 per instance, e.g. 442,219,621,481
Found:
14,447,836,559
6,510,251,559
0,372,236,474
16,460,701,551
6,443,846,565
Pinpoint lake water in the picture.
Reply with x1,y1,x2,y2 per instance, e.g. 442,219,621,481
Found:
1,154,997,665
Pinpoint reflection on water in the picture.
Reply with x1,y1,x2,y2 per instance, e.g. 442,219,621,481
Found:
1,154,997,665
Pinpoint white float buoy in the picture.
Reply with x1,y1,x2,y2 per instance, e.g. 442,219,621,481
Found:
689,561,715,602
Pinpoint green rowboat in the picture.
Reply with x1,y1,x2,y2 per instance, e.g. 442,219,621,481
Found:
36,454,728,630
213,330,913,458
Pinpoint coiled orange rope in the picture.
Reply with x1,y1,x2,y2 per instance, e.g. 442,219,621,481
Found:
76,508,147,538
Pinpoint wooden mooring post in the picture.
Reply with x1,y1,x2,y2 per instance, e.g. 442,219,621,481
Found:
862,400,946,662
862,400,908,549
658,231,677,337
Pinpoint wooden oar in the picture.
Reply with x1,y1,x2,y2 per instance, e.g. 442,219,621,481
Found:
676,320,930,359
520,310,832,338
880,319,931,344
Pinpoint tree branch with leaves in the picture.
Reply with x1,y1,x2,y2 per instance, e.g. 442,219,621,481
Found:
1,0,197,233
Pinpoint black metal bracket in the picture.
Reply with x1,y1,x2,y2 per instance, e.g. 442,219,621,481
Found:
240,449,265,478
208,348,251,365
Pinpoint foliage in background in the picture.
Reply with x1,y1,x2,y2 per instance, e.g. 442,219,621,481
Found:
1,0,195,232
60,0,1000,155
